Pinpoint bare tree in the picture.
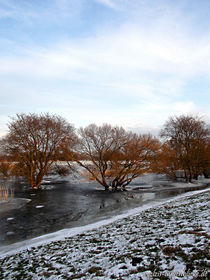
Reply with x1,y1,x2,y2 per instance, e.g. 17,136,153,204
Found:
160,115,210,182
0,162,12,179
72,124,159,191
1,113,75,189
152,142,181,180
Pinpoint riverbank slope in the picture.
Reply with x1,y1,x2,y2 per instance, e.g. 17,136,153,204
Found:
0,188,209,279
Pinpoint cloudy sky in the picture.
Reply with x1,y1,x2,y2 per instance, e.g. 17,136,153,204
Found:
0,0,210,135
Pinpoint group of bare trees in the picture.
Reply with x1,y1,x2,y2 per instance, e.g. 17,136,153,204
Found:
0,113,209,190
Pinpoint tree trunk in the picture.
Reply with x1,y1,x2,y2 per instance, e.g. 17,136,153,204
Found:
104,185,109,191
111,178,118,191
30,172,44,189
193,174,198,180
188,173,192,183
203,171,209,178
184,170,188,182
35,172,45,189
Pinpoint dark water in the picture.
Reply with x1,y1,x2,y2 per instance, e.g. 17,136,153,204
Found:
0,179,208,248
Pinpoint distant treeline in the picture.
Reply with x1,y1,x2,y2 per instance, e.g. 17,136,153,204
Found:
0,113,209,190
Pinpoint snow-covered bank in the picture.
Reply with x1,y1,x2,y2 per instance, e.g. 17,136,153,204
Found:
0,188,209,279
0,187,209,259
130,177,210,190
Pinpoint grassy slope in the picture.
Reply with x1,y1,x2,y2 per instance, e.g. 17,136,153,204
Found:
0,191,209,280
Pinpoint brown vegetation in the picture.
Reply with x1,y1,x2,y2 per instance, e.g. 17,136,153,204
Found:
0,113,75,189
0,113,209,190
160,115,210,182
71,124,160,191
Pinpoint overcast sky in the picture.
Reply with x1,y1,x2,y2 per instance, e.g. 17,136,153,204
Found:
0,0,210,135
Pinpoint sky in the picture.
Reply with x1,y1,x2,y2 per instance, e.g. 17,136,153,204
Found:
0,0,210,136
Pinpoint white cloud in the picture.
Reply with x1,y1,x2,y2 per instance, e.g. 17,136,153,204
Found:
0,0,210,134
173,101,195,115
94,0,117,9
1,22,210,95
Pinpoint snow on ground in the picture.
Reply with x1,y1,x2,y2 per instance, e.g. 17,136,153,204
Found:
0,189,209,280
167,178,210,189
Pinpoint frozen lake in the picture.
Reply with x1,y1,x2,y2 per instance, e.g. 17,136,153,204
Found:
0,174,209,248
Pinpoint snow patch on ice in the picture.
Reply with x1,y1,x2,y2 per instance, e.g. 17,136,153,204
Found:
7,217,14,221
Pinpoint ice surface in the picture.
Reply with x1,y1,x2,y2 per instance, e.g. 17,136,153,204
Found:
0,198,31,214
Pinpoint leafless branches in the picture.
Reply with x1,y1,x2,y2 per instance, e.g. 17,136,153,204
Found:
0,113,209,190
1,113,75,189
73,124,160,190
160,115,210,182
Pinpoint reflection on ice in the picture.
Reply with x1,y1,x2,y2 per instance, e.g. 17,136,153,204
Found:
0,187,14,202
6,232,15,236
0,198,31,214
141,192,155,201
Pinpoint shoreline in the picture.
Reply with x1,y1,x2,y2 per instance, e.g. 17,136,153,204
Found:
0,185,209,260
0,186,209,279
